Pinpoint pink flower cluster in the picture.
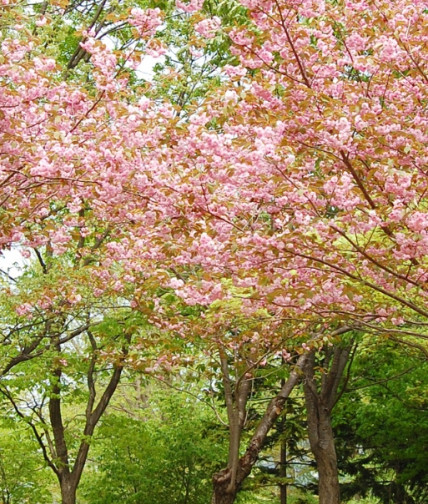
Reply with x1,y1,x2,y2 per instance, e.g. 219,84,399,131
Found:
195,17,221,39
175,0,204,12
129,7,163,37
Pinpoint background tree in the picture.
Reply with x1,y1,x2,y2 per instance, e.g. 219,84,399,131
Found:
0,280,144,504
0,420,54,504
81,380,228,504
335,339,428,504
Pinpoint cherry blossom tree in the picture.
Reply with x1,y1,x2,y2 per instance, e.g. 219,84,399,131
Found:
110,2,426,501
1,0,427,503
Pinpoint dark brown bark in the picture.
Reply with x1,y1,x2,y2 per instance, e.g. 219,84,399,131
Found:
51,361,125,504
60,476,78,504
47,333,128,504
70,363,124,492
211,470,239,504
303,345,353,504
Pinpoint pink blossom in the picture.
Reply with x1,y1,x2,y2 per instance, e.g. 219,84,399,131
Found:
378,37,401,62
35,17,47,27
175,0,204,12
195,17,221,39
407,212,428,233
224,65,247,78
68,294,82,304
129,8,163,36
16,303,32,316
169,277,185,289
347,33,367,52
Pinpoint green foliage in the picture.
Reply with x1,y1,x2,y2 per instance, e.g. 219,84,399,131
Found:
148,0,249,106
80,382,228,504
0,422,54,503
334,340,428,504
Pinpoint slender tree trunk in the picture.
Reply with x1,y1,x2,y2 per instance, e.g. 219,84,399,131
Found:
212,347,316,504
303,345,353,504
304,394,340,504
280,431,287,504
211,364,307,504
48,334,127,504
279,368,287,504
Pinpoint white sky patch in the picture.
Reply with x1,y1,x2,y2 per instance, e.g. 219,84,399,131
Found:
135,53,165,81
0,248,32,280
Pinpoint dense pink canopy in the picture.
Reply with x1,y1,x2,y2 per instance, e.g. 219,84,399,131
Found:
1,0,427,341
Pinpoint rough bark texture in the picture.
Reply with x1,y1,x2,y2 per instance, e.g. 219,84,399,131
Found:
303,345,352,504
60,476,77,504
212,470,239,504
305,395,340,504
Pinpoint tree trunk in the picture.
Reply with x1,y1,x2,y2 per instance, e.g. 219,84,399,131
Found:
303,345,353,504
279,370,287,504
212,469,239,504
279,432,287,504
306,403,340,504
211,345,319,504
60,475,77,504
212,494,237,504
